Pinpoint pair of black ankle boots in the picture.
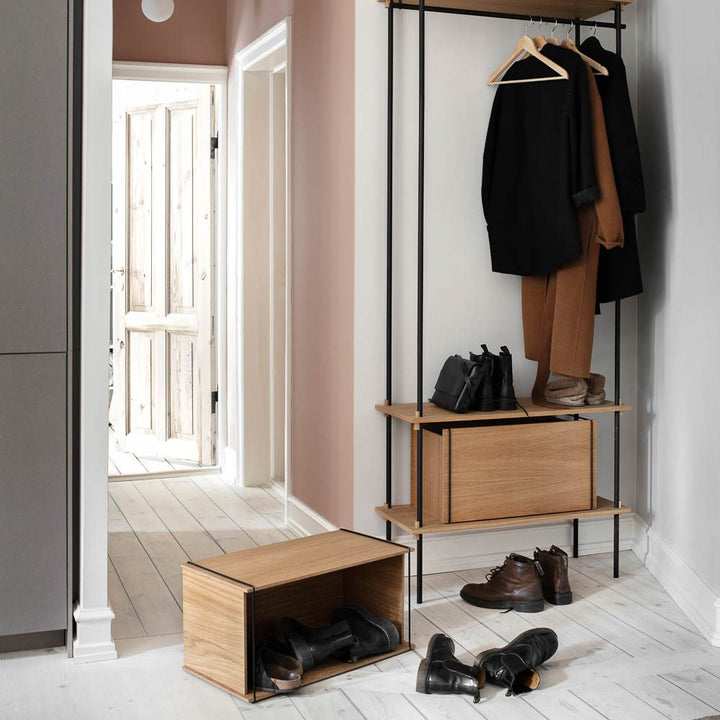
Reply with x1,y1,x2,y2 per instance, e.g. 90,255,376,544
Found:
416,627,558,701
431,345,517,414
254,604,400,694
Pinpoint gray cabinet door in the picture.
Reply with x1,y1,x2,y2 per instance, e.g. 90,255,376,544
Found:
0,354,67,636
0,0,68,354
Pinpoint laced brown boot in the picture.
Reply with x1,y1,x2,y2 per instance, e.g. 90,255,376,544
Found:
459,554,544,613
534,545,572,605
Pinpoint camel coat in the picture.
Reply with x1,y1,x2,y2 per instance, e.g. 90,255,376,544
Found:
522,60,624,400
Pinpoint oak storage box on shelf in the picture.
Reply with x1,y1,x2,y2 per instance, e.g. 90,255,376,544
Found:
411,417,597,523
182,529,412,703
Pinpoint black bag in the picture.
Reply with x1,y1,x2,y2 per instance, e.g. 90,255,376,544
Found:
431,355,487,413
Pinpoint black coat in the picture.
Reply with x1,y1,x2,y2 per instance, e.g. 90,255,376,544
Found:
482,45,599,277
580,36,645,303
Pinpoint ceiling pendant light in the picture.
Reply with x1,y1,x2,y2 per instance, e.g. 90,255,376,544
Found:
141,0,175,23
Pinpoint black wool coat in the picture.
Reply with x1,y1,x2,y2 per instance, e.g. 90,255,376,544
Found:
482,44,599,277
580,36,646,303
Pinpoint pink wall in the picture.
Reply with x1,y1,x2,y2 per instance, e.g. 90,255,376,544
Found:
113,0,227,65
228,0,355,528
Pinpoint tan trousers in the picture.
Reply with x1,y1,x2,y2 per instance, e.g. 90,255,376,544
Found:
523,66,624,403
523,207,600,401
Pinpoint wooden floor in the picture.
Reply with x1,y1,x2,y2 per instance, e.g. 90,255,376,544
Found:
2,476,720,720
108,427,206,478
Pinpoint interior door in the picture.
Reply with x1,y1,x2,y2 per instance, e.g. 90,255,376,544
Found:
110,80,215,465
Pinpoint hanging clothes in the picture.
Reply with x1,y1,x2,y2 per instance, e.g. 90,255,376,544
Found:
522,54,624,399
580,35,646,303
481,45,598,277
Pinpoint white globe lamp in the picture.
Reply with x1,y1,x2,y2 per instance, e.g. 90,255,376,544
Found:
141,0,175,23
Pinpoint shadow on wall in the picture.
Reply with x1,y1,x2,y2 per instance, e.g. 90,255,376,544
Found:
635,3,673,526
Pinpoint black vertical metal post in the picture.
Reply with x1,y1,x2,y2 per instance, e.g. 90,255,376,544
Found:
385,3,394,542
573,414,580,557
574,19,580,45
572,519,579,558
613,1,622,579
572,414,579,557
415,0,426,605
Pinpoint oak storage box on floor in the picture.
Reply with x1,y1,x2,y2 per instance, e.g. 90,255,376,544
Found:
411,418,597,523
182,530,412,702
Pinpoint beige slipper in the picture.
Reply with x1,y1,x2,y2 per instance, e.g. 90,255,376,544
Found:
544,377,588,407
585,373,606,406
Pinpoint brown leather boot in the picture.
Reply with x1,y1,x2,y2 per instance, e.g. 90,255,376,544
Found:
534,545,572,605
459,554,544,613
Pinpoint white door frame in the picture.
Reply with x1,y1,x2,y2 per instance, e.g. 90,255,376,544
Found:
111,62,229,470
76,4,291,661
229,18,293,498
75,0,116,662
74,0,232,658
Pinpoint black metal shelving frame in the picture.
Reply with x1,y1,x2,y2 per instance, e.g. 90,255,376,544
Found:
382,0,627,603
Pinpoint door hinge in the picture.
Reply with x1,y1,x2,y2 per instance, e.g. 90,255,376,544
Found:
211,390,219,414
210,135,219,159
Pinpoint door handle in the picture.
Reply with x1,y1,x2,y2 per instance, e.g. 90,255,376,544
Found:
112,267,125,275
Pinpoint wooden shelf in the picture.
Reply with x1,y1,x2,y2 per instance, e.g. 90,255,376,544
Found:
376,496,631,535
376,398,631,425
186,642,413,703
380,0,632,20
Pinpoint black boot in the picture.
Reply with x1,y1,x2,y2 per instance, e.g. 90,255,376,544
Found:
497,346,518,410
416,633,485,703
330,604,400,662
282,617,355,670
474,628,558,696
470,345,497,410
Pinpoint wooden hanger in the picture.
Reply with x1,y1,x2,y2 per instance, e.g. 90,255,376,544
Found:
488,35,569,86
545,21,561,46
560,38,609,76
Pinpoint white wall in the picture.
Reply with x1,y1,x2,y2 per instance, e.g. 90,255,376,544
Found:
635,0,720,642
354,3,638,548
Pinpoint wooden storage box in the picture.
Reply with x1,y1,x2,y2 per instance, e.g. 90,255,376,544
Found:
182,530,411,702
411,418,596,523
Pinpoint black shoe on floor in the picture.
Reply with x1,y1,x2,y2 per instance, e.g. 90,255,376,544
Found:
416,633,485,703
474,628,558,696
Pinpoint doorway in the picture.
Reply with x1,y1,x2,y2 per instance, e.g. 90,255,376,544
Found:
109,74,222,479
234,21,291,492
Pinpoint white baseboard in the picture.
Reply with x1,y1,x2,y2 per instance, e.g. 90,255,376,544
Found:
393,513,641,576
287,494,337,536
73,605,117,663
634,524,720,646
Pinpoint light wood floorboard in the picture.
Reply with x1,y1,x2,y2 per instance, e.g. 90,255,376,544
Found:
3,480,720,720
108,426,204,478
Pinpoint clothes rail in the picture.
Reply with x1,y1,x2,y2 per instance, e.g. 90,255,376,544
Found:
390,2,626,29
384,0,628,603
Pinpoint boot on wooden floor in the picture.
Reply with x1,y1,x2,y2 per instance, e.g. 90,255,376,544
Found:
534,545,573,605
459,554,544,613
416,633,485,703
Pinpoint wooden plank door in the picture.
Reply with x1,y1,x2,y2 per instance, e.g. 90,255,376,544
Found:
110,80,215,465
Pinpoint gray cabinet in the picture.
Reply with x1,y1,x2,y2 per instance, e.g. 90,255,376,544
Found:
0,0,68,354
0,354,68,636
0,0,73,651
